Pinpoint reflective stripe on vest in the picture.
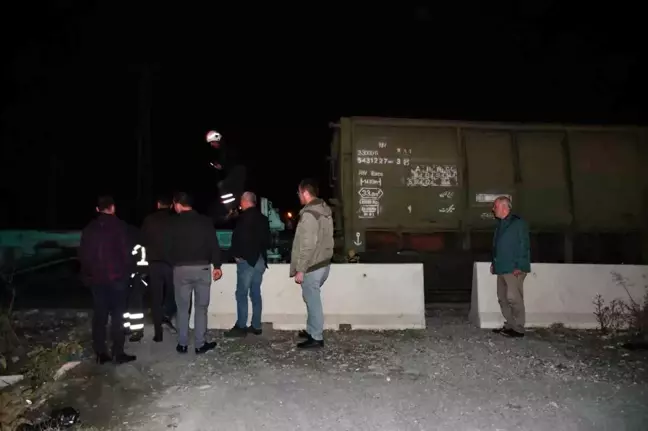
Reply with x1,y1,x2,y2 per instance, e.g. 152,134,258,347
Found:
132,244,149,266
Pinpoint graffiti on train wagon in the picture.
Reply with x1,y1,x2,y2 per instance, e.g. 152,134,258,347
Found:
406,164,458,188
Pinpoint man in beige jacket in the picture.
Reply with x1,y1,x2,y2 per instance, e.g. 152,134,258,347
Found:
290,179,334,349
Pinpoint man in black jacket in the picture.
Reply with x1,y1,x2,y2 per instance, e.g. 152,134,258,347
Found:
141,195,176,341
165,192,222,354
225,191,271,338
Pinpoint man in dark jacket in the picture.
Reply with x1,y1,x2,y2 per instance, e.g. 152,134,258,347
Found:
225,191,271,338
490,196,531,338
78,196,136,364
165,192,223,354
141,195,176,341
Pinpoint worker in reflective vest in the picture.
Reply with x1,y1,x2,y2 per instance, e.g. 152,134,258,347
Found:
124,242,149,341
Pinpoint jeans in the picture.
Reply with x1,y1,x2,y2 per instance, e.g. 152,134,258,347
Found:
235,257,266,329
173,265,211,347
301,265,330,341
91,279,128,355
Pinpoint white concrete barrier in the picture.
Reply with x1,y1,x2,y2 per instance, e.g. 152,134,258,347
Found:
190,263,425,331
470,262,648,329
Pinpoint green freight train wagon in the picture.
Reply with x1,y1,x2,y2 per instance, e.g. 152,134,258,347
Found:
329,117,648,302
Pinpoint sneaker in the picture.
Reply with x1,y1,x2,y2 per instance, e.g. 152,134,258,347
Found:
501,328,525,338
195,341,217,354
297,336,324,349
224,326,247,338
113,353,136,364
163,317,177,334
95,352,112,365
247,326,263,335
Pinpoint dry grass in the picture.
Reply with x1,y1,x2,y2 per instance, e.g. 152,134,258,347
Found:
593,272,648,338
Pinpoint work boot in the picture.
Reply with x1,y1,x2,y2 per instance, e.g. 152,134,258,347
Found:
176,344,188,354
129,331,143,342
298,330,309,339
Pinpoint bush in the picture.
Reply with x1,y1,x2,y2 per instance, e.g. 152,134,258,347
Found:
1,248,84,430
1,250,20,375
0,386,32,431
593,271,648,336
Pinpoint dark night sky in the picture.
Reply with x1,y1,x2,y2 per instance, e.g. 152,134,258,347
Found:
1,2,645,229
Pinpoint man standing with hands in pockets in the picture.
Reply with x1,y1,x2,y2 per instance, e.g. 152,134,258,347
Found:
490,196,531,338
225,191,271,338
290,179,334,349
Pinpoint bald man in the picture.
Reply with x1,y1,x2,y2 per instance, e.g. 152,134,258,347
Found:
491,196,531,338
225,191,271,337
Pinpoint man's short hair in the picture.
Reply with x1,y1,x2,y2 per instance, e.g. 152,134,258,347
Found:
496,196,513,209
173,192,193,208
242,191,257,205
298,178,318,197
97,195,115,211
156,194,173,207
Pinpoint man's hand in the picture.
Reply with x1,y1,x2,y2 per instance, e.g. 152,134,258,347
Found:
512,269,522,277
234,257,242,263
490,264,494,274
294,271,304,284
212,268,223,281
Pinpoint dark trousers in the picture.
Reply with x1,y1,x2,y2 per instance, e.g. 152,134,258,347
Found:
128,273,146,311
149,261,176,335
91,280,128,356
126,273,147,333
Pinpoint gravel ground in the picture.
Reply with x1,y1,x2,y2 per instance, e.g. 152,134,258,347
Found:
2,309,89,376
48,309,648,431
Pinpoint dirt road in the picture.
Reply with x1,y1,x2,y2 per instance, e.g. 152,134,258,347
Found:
51,310,648,431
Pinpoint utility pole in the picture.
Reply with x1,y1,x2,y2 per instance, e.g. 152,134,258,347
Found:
46,151,58,228
135,64,153,222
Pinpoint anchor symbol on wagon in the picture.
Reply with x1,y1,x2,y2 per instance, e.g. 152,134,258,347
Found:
353,232,363,246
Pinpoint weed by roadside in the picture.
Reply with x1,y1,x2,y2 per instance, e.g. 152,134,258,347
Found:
593,271,648,347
